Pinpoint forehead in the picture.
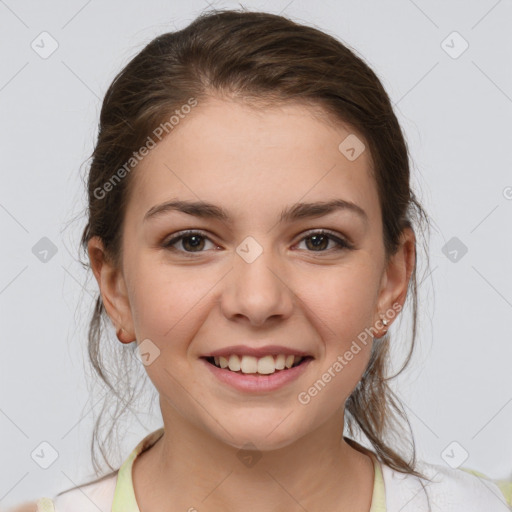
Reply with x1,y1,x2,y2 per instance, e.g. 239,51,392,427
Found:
127,97,380,226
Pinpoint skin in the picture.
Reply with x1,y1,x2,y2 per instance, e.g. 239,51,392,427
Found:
88,96,415,512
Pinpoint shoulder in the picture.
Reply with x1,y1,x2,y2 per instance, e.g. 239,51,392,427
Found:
381,459,511,511
35,472,118,512
5,501,39,512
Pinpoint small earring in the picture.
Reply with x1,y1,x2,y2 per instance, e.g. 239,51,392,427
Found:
380,316,389,337
116,326,134,344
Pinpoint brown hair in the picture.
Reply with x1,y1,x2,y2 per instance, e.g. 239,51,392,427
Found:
78,7,432,484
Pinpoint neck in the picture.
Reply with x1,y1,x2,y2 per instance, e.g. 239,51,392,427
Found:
132,406,375,512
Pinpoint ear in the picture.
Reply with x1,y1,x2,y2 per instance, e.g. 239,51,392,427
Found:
374,227,416,330
87,236,135,343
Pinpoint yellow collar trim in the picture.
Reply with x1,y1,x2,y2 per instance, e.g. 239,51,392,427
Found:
112,428,386,512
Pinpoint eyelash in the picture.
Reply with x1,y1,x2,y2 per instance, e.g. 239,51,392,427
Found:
162,229,353,257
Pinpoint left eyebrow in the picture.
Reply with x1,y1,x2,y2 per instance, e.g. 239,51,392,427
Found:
143,199,368,225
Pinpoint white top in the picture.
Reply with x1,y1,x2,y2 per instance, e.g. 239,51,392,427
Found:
35,428,511,512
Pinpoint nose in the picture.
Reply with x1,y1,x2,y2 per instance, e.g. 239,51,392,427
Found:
220,241,294,327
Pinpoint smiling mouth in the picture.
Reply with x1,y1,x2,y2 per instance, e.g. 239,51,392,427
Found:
203,354,313,375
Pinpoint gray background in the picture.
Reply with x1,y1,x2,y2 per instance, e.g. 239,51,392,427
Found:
1,0,511,507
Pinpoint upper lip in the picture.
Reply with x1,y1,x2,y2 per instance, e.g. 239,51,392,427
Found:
202,345,313,358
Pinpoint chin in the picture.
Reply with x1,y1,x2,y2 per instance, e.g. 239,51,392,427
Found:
210,415,307,452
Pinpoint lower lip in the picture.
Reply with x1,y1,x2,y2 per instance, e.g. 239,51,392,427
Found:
201,357,313,393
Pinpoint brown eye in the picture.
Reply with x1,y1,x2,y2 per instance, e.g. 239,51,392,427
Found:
163,231,215,254
297,230,352,253
180,234,206,251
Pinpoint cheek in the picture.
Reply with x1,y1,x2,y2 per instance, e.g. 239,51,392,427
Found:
302,260,381,339
298,261,379,387
126,257,214,348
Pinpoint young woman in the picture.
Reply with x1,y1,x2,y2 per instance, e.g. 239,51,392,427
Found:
20,8,511,512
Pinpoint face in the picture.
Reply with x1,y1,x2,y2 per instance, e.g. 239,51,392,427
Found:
90,96,413,451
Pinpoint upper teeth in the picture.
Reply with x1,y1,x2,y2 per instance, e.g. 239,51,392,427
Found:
212,354,304,374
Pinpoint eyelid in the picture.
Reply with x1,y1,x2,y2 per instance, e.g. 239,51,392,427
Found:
162,228,354,255
162,229,219,251
296,228,354,250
